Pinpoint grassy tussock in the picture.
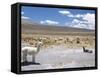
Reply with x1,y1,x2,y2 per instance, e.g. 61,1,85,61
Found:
21,34,95,48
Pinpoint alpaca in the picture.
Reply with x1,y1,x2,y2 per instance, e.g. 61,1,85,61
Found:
22,41,43,65
83,47,92,53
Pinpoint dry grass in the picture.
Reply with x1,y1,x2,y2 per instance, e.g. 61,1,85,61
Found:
21,33,95,49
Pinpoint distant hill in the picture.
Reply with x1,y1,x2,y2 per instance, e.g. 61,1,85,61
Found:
21,19,95,36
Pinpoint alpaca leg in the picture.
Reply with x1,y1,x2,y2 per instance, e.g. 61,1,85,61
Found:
23,50,27,62
32,55,36,63
32,55,40,65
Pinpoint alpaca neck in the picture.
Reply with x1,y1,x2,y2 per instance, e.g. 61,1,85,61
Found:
37,45,41,53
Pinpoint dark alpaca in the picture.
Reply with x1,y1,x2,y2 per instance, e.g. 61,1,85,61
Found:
83,47,93,53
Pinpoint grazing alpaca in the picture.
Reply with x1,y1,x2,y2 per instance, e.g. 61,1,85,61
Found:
83,47,92,53
22,41,43,65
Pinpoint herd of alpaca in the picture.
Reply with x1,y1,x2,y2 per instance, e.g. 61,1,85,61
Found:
21,41,93,65
22,41,43,65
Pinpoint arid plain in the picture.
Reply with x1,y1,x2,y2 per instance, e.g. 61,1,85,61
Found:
21,22,95,71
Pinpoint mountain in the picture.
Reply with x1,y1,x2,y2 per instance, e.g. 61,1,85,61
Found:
21,19,95,35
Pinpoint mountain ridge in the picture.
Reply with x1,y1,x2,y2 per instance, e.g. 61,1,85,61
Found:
21,19,95,35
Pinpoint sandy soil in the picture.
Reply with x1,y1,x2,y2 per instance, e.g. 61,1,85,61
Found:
21,45,95,71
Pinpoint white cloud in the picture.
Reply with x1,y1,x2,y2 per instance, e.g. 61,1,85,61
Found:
72,23,88,29
21,12,24,15
82,13,95,29
83,13,95,24
67,14,74,17
63,12,95,30
71,19,86,28
58,10,71,15
21,16,30,19
72,19,80,23
58,10,78,18
58,10,85,18
40,21,45,24
68,14,84,18
21,11,30,19
72,19,88,24
40,20,59,25
70,13,95,30
75,14,84,18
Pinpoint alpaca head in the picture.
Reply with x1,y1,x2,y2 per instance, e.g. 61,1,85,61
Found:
37,41,43,47
36,41,43,52
38,39,43,46
37,40,43,47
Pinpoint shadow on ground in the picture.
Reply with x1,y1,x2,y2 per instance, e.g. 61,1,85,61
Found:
21,61,40,66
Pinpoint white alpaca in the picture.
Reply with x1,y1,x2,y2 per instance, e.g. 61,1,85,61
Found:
22,42,43,64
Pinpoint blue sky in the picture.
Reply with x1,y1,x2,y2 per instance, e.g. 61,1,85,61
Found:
21,6,95,30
